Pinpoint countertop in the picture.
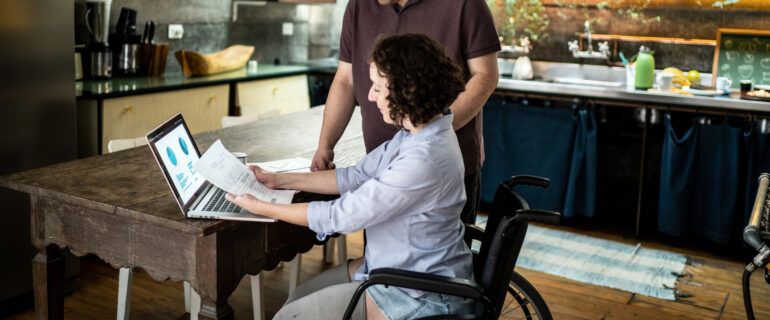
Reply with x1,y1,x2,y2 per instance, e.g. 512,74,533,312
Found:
75,63,335,99
497,77,770,114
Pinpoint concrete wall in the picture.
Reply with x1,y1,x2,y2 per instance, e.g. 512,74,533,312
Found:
95,1,770,74
526,6,770,72
102,0,345,73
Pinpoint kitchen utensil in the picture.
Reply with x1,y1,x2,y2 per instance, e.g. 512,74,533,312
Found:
89,42,112,78
512,56,533,80
147,21,155,44
656,72,674,91
619,52,628,65
84,0,111,44
74,52,83,80
685,88,726,96
140,42,169,76
741,80,753,93
634,46,655,90
175,45,255,76
142,21,150,43
715,77,733,92
625,64,635,91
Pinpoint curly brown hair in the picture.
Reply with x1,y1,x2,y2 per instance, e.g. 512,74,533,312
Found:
370,33,465,128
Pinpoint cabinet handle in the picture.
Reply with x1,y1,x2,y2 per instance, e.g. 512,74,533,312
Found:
124,106,133,113
209,95,217,103
272,87,278,96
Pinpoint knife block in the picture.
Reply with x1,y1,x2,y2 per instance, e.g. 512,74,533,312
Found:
140,43,169,76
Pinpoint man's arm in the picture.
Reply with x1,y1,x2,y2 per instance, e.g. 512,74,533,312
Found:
449,52,499,130
311,62,358,171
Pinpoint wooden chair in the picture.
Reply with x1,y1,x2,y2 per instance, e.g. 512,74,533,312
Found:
108,138,265,320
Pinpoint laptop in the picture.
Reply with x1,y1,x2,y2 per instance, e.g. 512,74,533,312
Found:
146,114,275,222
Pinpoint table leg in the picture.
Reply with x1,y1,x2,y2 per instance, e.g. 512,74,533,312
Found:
197,298,234,320
32,245,64,320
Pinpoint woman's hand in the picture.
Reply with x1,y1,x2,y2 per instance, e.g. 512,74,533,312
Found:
225,193,265,215
249,165,282,189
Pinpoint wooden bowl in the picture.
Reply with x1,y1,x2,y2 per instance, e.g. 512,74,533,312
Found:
174,45,255,76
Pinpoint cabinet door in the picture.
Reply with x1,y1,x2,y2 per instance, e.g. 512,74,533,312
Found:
101,85,228,153
236,74,310,117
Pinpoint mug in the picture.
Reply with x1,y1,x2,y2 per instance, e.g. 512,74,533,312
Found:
656,73,673,91
232,152,248,164
715,77,733,91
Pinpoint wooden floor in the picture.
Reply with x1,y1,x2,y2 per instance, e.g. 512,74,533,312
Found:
6,223,770,320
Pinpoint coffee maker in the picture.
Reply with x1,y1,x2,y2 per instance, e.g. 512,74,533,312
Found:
84,0,112,78
112,8,141,77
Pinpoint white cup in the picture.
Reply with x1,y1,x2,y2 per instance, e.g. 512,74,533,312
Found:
232,152,247,164
247,60,258,73
656,73,674,91
715,77,732,91
625,64,636,91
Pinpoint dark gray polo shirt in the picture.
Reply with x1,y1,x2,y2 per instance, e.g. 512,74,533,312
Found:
339,0,500,175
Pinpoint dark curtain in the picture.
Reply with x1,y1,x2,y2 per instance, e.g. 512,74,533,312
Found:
481,98,596,217
657,115,745,245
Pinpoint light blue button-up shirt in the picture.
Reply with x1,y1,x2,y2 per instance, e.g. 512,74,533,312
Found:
307,113,473,297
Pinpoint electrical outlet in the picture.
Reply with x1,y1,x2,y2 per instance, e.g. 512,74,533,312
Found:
282,22,294,36
168,24,184,39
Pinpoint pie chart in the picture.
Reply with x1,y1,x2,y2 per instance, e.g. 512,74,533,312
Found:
179,137,189,155
167,147,177,166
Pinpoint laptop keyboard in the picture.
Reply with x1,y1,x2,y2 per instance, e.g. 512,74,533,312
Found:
204,188,242,213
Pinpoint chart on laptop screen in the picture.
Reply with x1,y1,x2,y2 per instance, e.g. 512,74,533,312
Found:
155,124,204,203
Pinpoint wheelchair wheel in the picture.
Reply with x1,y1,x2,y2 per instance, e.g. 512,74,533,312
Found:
500,271,552,320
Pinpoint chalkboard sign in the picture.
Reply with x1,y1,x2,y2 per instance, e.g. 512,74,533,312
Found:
713,28,770,90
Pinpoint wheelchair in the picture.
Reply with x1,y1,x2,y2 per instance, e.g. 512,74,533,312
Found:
343,175,561,319
743,173,770,320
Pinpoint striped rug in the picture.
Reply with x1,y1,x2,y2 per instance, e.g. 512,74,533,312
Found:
474,220,688,300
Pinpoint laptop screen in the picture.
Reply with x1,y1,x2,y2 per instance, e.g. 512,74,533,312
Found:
146,114,207,210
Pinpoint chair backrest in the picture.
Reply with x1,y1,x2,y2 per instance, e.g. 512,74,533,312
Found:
474,182,532,315
107,137,148,153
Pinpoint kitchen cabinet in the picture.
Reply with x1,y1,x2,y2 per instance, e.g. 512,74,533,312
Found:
236,74,310,117
101,85,229,152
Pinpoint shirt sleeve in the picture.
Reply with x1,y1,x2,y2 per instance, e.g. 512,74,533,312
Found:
338,0,355,63
335,137,393,194
308,153,441,240
461,0,501,60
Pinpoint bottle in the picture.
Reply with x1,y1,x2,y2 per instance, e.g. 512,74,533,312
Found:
634,46,655,90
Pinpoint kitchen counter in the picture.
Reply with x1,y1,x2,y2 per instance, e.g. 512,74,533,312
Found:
76,63,334,99
496,75,770,114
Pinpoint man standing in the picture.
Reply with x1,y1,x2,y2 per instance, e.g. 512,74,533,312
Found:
311,0,500,224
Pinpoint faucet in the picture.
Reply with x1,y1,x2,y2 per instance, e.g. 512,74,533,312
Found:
585,21,593,54
568,20,610,62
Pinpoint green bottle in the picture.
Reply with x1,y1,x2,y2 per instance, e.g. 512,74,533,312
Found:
635,46,655,90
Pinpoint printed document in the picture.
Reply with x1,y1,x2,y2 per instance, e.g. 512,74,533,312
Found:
251,157,312,173
194,140,295,204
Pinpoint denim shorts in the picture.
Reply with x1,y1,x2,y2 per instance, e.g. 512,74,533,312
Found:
367,284,475,320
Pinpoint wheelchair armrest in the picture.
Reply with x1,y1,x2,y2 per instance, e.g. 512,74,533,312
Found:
342,268,495,320
367,268,485,298
514,209,562,225
464,224,485,246
503,175,550,190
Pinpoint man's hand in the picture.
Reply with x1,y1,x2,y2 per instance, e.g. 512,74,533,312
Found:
311,147,336,172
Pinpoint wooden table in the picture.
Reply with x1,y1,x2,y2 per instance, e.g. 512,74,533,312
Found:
0,107,364,319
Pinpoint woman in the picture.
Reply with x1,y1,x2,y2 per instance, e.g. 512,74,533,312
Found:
226,33,474,320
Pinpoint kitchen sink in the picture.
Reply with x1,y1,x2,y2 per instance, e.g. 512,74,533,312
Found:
533,61,626,85
550,77,624,88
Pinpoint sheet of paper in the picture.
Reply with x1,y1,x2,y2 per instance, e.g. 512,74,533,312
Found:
193,140,294,204
250,157,311,173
